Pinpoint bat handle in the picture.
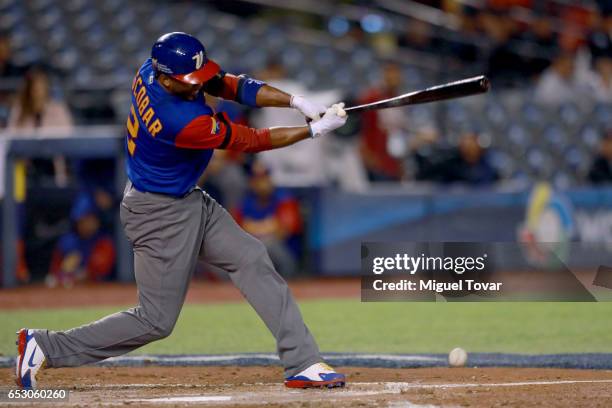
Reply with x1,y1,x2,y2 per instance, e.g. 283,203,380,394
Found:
344,106,366,114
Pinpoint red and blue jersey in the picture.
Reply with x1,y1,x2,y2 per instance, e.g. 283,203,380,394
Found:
125,58,270,196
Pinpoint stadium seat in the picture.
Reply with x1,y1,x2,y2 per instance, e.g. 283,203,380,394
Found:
281,48,305,70
507,124,528,148
446,101,469,127
313,48,336,70
295,68,317,89
35,6,62,31
579,125,601,152
552,171,575,188
564,147,589,175
51,47,79,72
3,0,603,186
350,48,376,72
542,125,568,152
484,101,507,128
402,66,423,89
99,0,122,14
521,102,547,130
593,103,612,129
489,149,515,179
228,30,253,53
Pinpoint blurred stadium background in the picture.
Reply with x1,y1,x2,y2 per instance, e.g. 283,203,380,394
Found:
0,0,610,290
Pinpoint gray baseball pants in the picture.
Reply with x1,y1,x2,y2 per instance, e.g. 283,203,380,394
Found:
33,182,322,377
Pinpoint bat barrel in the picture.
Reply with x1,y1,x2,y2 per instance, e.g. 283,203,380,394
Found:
345,75,490,113
479,76,491,92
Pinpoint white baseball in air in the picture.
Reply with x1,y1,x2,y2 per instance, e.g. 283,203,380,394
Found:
448,347,468,367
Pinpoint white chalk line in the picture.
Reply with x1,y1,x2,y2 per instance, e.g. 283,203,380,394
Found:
127,389,421,406
138,396,233,403
74,383,235,390
75,378,612,391
132,395,443,408
388,403,441,408
71,379,612,406
125,379,612,406
376,379,612,390
103,353,443,364
128,390,390,405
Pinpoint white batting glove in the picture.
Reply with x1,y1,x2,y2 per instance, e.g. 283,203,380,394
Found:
290,95,328,121
309,103,348,138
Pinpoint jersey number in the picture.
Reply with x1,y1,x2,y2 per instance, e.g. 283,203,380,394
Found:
126,104,139,156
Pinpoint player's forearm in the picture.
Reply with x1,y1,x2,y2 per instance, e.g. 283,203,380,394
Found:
223,122,310,152
255,84,292,107
267,126,311,149
262,103,347,150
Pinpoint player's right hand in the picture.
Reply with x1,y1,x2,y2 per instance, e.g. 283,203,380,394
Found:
309,103,348,138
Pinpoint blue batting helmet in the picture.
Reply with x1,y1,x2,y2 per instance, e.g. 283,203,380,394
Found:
151,32,220,85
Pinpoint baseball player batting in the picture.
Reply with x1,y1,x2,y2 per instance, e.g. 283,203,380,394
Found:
15,32,347,389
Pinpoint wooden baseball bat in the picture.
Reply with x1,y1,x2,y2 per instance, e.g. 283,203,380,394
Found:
345,75,490,113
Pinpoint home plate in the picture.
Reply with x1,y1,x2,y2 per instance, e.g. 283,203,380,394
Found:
127,383,412,405
134,396,233,403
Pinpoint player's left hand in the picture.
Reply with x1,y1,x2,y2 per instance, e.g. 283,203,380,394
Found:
290,95,327,121
309,103,348,138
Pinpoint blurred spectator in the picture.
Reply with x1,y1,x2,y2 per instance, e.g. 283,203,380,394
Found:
46,192,115,288
405,125,441,179
488,0,531,8
534,52,587,106
558,4,592,52
252,59,338,186
596,1,612,16
8,66,72,129
445,6,479,64
482,11,525,85
588,131,612,184
7,66,72,186
526,15,558,51
0,33,23,78
1,67,73,284
584,57,612,103
0,33,22,127
358,63,406,181
323,98,369,191
233,162,303,278
587,13,612,60
520,14,559,77
417,132,499,185
397,19,438,52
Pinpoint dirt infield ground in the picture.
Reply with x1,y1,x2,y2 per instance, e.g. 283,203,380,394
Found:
3,279,612,406
2,366,612,407
0,278,359,309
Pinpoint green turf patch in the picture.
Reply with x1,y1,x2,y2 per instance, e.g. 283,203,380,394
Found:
1,300,611,356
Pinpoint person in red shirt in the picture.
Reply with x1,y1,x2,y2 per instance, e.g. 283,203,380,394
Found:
358,63,405,181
